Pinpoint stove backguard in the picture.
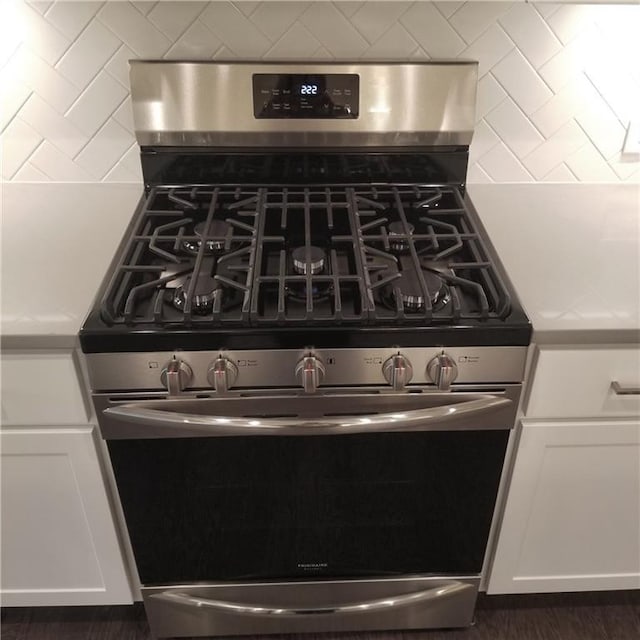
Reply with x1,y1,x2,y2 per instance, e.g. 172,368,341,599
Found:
130,61,478,149
132,61,477,190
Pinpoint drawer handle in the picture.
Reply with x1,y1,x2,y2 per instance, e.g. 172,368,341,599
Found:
611,381,640,396
151,581,472,617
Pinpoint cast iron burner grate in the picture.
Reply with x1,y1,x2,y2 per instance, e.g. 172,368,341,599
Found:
99,184,511,327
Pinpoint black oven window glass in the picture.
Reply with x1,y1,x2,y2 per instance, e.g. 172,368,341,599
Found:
108,430,508,585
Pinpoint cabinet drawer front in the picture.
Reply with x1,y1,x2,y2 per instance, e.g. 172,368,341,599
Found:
1,352,88,425
526,347,640,419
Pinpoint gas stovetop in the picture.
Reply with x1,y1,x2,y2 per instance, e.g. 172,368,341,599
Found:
81,180,530,354
79,61,531,354
99,183,511,327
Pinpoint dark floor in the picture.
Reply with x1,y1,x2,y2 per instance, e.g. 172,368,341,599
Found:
2,592,639,640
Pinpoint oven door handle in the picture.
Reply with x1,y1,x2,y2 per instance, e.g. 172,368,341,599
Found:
103,394,513,436
150,580,473,617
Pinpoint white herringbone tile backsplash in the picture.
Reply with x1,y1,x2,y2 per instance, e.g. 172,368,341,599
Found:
1,0,639,183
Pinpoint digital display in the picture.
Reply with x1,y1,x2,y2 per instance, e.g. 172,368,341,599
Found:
253,73,359,119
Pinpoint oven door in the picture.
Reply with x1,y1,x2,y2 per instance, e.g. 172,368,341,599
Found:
95,387,518,636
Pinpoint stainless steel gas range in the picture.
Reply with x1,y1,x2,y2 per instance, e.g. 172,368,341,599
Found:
80,61,531,638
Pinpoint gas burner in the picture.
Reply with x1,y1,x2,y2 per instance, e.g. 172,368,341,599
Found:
286,281,333,303
381,269,450,313
183,220,229,255
292,246,326,275
172,273,220,315
387,221,414,253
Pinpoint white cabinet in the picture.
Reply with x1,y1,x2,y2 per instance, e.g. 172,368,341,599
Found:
526,347,640,419
1,427,133,606
489,419,640,593
0,349,133,606
488,345,640,594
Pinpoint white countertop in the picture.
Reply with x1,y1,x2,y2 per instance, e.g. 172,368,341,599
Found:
1,182,638,350
1,183,142,349
468,183,640,345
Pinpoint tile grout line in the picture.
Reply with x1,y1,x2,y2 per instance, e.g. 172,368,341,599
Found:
156,1,213,53
71,93,131,163
243,3,295,47
94,2,172,61
449,5,512,49
260,22,319,61
348,2,416,50
22,1,78,68
530,1,564,53
540,161,580,183
0,89,34,136
581,69,630,132
498,6,564,84
571,116,623,169
54,4,111,92
480,116,538,182
9,136,47,181
103,43,131,90
486,72,550,153
131,0,159,19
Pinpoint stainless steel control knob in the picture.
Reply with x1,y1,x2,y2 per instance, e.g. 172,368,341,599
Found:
295,355,326,394
382,354,413,391
427,353,458,391
160,357,193,395
207,356,239,394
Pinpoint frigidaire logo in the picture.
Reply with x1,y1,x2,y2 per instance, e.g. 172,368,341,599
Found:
297,562,328,570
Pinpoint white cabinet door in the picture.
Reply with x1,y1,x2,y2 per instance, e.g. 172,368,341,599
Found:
1,427,133,606
488,419,640,594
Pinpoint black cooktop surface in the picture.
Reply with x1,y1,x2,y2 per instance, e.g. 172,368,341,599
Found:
81,181,531,353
